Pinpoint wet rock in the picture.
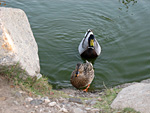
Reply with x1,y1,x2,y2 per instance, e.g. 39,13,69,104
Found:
30,99,43,106
69,98,83,104
48,102,57,107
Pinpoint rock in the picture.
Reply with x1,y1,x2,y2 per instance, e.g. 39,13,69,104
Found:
30,99,43,106
48,102,56,107
69,98,83,104
15,91,22,98
85,99,97,105
72,108,86,113
85,108,91,111
25,97,33,102
59,108,68,113
44,99,50,103
111,83,150,113
13,101,19,105
0,7,40,77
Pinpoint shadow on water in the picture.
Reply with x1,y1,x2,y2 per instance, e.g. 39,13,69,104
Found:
81,57,97,65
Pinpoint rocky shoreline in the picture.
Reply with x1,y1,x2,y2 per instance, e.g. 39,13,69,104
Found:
2,75,147,113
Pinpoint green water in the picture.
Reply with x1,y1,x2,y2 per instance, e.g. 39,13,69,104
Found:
4,0,150,89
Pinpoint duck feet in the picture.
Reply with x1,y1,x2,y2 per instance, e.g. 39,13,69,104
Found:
83,84,90,92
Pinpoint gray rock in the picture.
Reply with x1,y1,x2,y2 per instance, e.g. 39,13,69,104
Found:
0,7,40,77
15,91,22,98
85,99,97,105
25,97,33,102
30,99,43,106
72,108,86,113
48,102,57,107
59,108,68,113
13,101,19,105
111,83,150,113
69,98,83,104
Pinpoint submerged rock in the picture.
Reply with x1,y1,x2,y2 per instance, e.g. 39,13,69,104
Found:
111,83,150,113
0,7,41,77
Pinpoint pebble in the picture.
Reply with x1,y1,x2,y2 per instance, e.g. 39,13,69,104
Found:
72,108,86,113
30,99,43,106
15,91,22,98
85,99,97,105
26,97,33,102
48,102,57,107
44,99,50,103
69,98,83,104
59,108,68,113
13,101,19,105
85,108,91,111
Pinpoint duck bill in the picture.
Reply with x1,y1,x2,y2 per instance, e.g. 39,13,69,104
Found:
75,74,79,77
75,71,79,77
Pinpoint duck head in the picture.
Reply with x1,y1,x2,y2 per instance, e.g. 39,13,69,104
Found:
88,35,95,49
85,29,95,49
74,61,93,77
75,63,83,77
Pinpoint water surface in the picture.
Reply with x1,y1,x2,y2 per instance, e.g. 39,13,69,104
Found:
4,0,150,89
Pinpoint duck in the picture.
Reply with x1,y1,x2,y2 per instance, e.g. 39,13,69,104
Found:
78,29,101,59
70,61,94,92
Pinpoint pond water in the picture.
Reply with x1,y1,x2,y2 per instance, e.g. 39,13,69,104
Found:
3,0,150,89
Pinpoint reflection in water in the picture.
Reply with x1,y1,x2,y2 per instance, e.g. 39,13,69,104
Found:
119,0,137,9
81,57,97,65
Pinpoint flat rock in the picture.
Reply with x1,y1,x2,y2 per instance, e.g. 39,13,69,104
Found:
0,7,41,77
69,98,83,104
111,83,150,113
48,102,57,107
30,99,43,106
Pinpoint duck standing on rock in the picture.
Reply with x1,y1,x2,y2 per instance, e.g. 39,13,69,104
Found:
78,29,101,59
70,61,94,92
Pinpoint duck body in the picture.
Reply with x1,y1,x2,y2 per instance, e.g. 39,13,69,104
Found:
78,29,101,59
70,61,94,90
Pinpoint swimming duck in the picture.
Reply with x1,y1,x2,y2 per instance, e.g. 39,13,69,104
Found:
78,29,101,59
70,61,94,92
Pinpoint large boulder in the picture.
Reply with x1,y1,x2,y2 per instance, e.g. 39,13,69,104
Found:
111,83,150,113
0,7,41,77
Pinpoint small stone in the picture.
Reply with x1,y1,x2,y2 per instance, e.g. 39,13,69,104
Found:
35,106,38,108
48,102,56,107
92,108,100,112
59,108,68,113
69,98,83,104
85,108,91,111
85,99,97,105
0,97,6,101
44,99,50,103
13,101,19,105
90,100,97,105
15,91,22,98
25,105,29,108
26,97,33,102
30,99,43,106
73,108,85,113
98,97,102,101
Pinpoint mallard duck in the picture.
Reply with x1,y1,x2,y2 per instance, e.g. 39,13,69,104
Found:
70,61,94,92
78,29,101,59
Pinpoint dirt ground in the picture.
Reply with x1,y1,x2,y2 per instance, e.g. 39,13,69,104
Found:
0,76,31,113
